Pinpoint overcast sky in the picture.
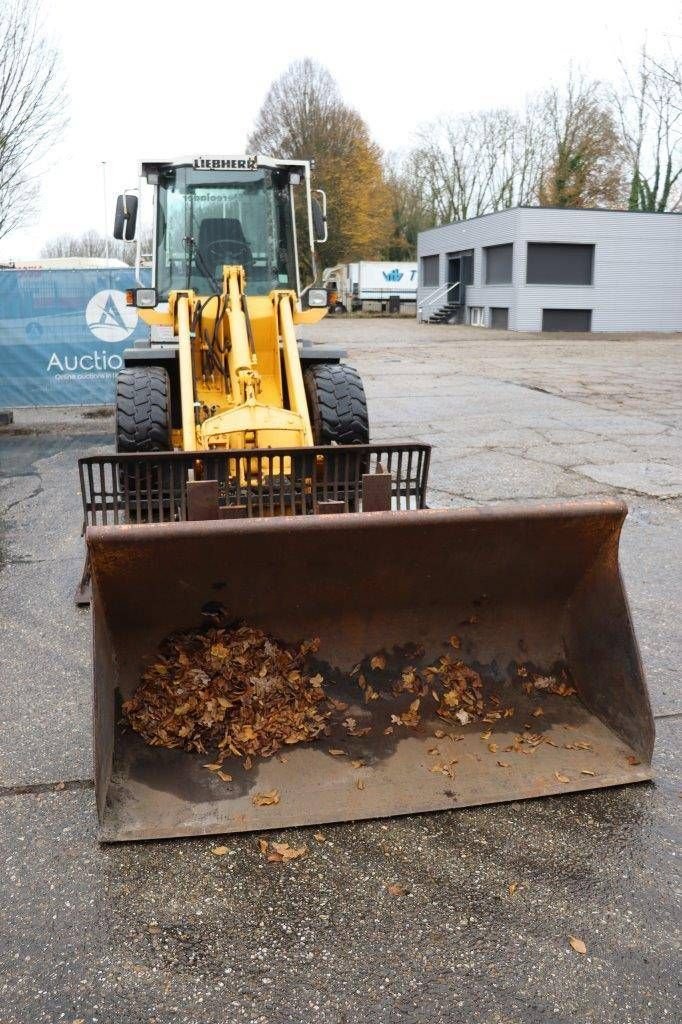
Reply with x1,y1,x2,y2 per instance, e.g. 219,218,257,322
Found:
1,0,679,260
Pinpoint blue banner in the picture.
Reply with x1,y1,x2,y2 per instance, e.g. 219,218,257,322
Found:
0,268,152,406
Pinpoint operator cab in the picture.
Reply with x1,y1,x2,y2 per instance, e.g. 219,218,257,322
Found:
152,164,297,300
114,156,329,309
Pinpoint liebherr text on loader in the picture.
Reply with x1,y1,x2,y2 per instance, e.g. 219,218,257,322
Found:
79,154,654,842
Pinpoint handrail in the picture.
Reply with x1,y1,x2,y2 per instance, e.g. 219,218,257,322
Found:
420,279,460,310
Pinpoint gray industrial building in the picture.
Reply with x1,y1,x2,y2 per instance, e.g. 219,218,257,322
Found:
417,206,682,332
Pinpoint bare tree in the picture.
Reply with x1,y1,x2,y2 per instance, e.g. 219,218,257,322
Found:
408,103,548,226
248,58,392,267
537,73,625,208
381,151,436,259
612,47,682,211
41,227,154,265
0,0,67,239
248,58,348,158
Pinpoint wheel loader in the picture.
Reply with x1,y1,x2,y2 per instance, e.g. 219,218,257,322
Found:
80,154,654,843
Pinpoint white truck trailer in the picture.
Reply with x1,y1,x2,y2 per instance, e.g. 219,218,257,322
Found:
323,261,418,312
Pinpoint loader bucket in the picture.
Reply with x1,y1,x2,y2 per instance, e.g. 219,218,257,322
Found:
88,499,654,842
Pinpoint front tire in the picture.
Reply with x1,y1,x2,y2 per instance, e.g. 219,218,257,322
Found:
115,366,172,453
115,367,173,521
303,363,369,446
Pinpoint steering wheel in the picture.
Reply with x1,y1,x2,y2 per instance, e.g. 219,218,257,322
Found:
205,238,251,266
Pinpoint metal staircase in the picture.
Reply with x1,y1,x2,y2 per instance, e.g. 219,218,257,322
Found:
427,303,460,324
420,280,465,325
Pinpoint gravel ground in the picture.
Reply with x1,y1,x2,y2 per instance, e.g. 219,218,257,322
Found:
0,319,680,1023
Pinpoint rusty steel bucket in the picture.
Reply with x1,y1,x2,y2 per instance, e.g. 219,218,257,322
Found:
88,499,654,842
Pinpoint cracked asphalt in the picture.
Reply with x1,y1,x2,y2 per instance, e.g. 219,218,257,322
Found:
0,320,680,1023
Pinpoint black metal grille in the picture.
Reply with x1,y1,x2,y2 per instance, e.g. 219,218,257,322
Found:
78,444,431,529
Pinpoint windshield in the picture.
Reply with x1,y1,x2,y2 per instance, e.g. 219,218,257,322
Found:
154,166,296,300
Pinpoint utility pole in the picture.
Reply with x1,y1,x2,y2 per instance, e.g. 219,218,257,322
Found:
101,161,109,259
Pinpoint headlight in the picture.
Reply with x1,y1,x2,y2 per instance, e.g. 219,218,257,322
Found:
307,288,328,308
126,288,157,308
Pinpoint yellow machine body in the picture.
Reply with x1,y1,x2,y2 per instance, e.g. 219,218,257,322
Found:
140,266,325,452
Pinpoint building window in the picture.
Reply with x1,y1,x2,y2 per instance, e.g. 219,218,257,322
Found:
420,255,440,287
542,309,592,332
469,306,485,326
485,244,513,284
490,307,509,329
527,243,594,285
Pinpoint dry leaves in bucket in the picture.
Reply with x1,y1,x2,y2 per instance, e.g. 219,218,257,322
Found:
122,624,328,766
252,790,280,807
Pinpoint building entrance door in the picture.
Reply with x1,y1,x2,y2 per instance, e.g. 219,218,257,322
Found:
447,257,461,304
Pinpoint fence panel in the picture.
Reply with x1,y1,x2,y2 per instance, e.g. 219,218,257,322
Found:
0,268,152,407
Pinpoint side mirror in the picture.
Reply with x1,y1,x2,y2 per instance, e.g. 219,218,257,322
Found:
113,193,138,241
311,189,327,244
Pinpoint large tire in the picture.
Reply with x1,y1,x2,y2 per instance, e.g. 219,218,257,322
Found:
115,367,173,522
115,366,172,453
303,363,369,446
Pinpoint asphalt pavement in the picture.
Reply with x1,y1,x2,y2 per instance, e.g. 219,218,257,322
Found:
0,320,680,1024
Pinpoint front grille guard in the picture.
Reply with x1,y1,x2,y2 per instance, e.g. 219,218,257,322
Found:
76,443,431,604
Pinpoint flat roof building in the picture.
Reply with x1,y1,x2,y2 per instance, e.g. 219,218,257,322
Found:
417,206,682,332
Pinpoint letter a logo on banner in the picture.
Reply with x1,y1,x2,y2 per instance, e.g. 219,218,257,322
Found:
86,289,138,343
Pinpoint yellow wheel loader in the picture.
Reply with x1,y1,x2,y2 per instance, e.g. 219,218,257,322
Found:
79,154,654,843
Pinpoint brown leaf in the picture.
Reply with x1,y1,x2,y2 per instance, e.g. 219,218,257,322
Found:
271,842,307,861
385,882,408,896
351,759,367,768
434,729,446,739
252,789,280,807
211,845,229,856
497,760,510,768
356,778,366,791
626,755,641,766
370,653,386,671
569,936,587,955
532,707,544,717
216,770,233,783
257,838,269,854
488,743,498,753
581,769,597,776
449,634,461,649
328,748,347,757
554,771,571,783
480,729,492,740
508,882,519,896
313,832,326,842
358,673,379,702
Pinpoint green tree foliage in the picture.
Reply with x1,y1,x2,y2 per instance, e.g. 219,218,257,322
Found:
247,59,392,273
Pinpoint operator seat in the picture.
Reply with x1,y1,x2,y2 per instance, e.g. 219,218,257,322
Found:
198,217,253,279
